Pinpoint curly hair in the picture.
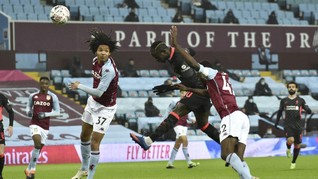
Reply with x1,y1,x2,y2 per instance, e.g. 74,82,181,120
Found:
87,29,118,54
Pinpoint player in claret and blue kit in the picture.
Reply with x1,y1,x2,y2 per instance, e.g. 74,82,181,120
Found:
24,76,60,179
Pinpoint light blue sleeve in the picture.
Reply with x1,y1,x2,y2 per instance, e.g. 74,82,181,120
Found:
44,92,61,117
97,62,116,92
26,92,36,114
78,60,115,97
198,64,218,80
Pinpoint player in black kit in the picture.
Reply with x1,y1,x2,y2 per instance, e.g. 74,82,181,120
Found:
275,81,312,170
130,41,220,156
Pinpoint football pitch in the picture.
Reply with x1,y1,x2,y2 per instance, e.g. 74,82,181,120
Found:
4,155,318,179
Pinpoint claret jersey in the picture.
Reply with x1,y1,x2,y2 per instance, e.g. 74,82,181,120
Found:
91,56,119,107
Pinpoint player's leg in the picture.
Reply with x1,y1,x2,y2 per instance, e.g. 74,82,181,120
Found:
290,129,302,169
25,125,47,178
0,123,5,178
86,104,116,179
220,112,252,179
0,144,4,179
167,131,181,169
181,92,220,144
79,122,93,171
194,110,220,144
285,127,294,158
72,99,94,179
131,103,190,149
87,132,104,179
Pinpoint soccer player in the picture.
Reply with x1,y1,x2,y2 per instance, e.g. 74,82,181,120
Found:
275,81,312,169
24,76,61,179
0,93,14,179
165,90,199,169
170,25,258,179
70,29,119,179
130,31,220,152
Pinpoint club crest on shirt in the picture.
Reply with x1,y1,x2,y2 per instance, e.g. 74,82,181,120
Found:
46,95,51,100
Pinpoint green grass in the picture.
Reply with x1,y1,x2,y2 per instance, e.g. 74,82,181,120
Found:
4,155,318,179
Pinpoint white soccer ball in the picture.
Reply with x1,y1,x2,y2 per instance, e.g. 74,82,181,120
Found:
49,5,70,25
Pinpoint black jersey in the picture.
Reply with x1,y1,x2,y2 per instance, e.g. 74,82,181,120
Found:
168,47,206,89
278,96,311,129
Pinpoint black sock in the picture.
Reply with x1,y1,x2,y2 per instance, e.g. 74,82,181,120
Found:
0,155,4,177
202,124,220,144
292,148,300,163
150,114,178,142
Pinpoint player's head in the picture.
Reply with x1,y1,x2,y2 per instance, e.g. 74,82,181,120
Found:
150,41,170,63
39,76,50,93
286,81,298,95
87,29,118,55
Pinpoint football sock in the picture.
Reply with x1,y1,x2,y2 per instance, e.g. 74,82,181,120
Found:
241,161,251,179
182,147,192,163
286,142,291,149
0,154,4,176
145,137,153,146
201,123,220,144
226,153,251,179
87,151,100,179
80,141,91,171
168,148,178,164
292,147,300,163
29,148,40,170
150,114,178,142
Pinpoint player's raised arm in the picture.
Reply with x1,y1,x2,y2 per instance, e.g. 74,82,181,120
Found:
170,26,200,71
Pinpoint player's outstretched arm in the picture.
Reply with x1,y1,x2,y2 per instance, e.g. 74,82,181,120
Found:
174,83,208,96
170,26,200,71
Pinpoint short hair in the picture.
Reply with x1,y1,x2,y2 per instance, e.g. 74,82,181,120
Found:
150,41,166,55
200,60,213,68
40,76,50,82
287,81,298,88
87,29,118,54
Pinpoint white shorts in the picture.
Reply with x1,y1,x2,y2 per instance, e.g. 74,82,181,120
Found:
82,96,117,134
173,125,188,139
219,110,250,145
29,125,49,145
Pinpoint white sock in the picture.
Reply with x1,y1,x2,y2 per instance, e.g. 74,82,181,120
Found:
145,136,153,146
87,151,100,179
241,161,251,179
168,148,178,164
28,148,40,170
182,147,191,164
226,153,251,179
80,141,91,171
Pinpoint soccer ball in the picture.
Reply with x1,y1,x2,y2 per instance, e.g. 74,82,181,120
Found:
49,5,70,25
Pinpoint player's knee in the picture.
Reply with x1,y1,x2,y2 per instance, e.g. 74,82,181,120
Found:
221,152,228,161
34,144,42,149
287,138,294,144
80,133,91,141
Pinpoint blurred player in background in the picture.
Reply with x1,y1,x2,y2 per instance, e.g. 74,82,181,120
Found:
130,34,220,151
24,76,60,179
165,90,199,169
0,93,14,179
170,25,258,179
70,29,119,179
275,81,312,169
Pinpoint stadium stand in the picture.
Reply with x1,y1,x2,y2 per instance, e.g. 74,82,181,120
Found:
0,0,317,25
